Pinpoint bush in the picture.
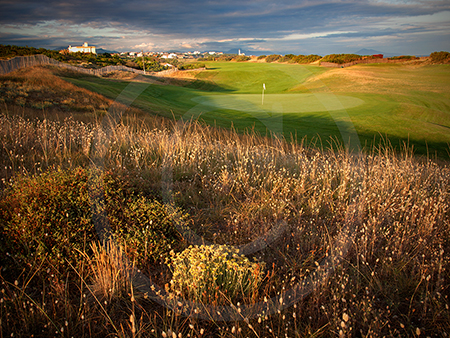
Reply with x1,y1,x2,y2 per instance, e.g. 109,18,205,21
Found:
167,244,265,304
430,51,450,63
265,54,282,63
217,55,234,61
388,55,417,60
108,196,183,268
278,56,292,63
321,54,362,64
178,62,206,70
0,167,96,271
234,55,251,62
0,167,183,273
294,54,322,64
137,58,168,72
101,170,184,267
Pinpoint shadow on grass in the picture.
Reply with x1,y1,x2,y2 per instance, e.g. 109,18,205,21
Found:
193,111,450,160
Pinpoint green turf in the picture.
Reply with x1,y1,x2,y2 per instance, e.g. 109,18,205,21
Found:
63,62,450,158
191,93,364,113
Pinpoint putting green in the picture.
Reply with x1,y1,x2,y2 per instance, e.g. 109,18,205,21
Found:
192,93,365,113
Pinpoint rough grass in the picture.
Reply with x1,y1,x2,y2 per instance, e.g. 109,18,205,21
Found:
0,105,449,337
0,66,112,119
0,65,449,337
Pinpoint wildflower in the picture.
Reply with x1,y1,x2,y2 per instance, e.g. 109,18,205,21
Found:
342,313,349,322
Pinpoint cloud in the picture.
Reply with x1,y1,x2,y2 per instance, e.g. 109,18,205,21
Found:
279,31,358,40
0,0,449,54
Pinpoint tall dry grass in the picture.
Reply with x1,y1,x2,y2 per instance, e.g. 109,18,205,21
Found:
0,107,449,336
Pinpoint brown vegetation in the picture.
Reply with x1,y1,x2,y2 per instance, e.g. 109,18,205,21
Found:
0,66,111,120
0,66,449,337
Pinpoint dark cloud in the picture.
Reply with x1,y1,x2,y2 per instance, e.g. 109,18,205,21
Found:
0,0,449,54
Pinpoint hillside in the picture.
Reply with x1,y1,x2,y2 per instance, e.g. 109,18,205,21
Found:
53,60,450,159
0,63,449,337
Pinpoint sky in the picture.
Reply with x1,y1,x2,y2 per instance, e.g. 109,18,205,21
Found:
0,0,449,55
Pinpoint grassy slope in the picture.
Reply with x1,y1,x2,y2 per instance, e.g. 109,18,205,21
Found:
1,65,450,337
301,63,450,156
63,62,450,157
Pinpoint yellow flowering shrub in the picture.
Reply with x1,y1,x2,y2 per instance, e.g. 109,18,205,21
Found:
168,245,265,304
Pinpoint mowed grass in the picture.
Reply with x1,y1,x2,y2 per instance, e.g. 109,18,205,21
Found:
64,62,450,158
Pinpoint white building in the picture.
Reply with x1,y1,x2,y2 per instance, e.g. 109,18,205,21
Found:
161,53,178,59
68,42,96,54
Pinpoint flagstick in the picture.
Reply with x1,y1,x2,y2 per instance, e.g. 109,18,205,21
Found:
262,83,265,106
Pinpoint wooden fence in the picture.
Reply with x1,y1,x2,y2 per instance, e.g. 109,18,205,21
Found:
0,54,178,76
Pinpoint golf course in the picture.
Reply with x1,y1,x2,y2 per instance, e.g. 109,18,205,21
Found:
64,60,450,158
1,57,450,337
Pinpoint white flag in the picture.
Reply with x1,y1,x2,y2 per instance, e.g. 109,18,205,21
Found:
263,83,266,90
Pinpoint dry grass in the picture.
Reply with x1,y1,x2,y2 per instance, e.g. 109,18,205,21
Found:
303,68,392,91
0,66,115,124
302,64,449,95
0,73,449,336
85,241,135,303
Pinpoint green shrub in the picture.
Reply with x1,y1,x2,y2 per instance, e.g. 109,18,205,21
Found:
96,169,184,268
278,56,292,63
178,63,206,70
167,245,265,304
108,196,184,268
0,167,184,273
294,54,322,64
265,54,281,63
234,55,251,62
221,55,235,61
321,53,362,64
0,167,96,270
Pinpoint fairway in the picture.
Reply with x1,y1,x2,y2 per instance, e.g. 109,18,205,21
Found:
192,93,365,113
64,61,450,158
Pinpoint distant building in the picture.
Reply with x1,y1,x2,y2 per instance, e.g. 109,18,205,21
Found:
161,53,178,59
68,42,96,54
